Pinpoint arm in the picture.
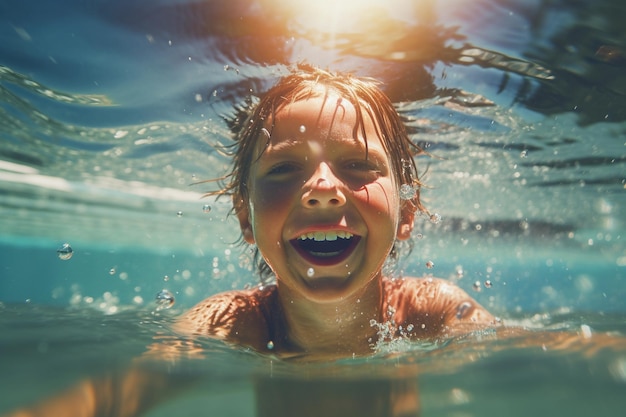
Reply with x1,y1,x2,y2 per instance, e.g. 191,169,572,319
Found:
386,277,498,338
4,366,196,417
5,290,266,417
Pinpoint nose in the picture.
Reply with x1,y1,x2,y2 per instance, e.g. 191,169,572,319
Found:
301,163,347,209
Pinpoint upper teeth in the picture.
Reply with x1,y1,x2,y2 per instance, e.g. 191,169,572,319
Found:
297,231,353,241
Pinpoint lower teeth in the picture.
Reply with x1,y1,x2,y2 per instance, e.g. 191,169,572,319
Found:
310,251,341,258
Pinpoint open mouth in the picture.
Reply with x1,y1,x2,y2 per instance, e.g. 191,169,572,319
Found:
290,231,361,266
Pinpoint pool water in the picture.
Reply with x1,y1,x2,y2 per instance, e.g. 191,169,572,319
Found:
1,0,625,415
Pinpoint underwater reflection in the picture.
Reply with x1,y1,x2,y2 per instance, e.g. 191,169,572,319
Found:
6,323,626,417
255,373,420,417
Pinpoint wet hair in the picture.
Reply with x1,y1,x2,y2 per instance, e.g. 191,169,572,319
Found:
210,64,426,283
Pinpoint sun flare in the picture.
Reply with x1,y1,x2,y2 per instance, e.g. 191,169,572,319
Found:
270,0,416,35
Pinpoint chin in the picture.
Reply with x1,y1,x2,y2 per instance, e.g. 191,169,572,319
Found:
291,273,376,304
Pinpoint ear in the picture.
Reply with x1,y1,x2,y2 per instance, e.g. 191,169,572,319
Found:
234,196,255,244
396,202,415,241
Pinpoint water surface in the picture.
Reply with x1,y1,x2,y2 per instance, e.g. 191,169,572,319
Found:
1,0,625,415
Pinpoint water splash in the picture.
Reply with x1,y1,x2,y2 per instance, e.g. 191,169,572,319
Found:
399,183,417,200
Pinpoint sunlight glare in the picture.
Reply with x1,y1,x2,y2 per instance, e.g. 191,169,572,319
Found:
271,0,413,34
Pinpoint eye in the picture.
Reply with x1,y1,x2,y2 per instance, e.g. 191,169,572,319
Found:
344,160,381,173
266,162,300,176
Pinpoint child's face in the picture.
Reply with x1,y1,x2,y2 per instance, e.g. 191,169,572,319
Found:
237,89,414,302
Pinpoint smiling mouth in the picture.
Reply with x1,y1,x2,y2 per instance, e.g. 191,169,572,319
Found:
290,231,361,266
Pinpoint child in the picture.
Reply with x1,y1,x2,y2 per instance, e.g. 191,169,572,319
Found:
175,64,497,357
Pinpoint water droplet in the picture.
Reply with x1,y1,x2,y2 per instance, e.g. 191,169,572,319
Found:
307,267,315,278
266,340,275,350
429,213,442,224
456,301,472,318
176,211,183,217
484,280,492,288
426,260,434,269
580,324,592,339
399,184,416,200
155,289,175,310
202,204,211,213
56,243,73,260
473,280,482,291
299,125,306,133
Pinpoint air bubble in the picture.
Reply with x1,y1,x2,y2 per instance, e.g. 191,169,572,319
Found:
202,204,212,213
473,281,482,291
429,213,442,224
266,340,275,350
426,260,434,269
155,289,175,310
176,211,183,217
399,184,417,200
299,125,306,133
484,280,492,288
56,243,73,260
109,268,116,275
307,267,315,278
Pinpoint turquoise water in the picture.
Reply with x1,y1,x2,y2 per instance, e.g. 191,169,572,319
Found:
1,0,625,415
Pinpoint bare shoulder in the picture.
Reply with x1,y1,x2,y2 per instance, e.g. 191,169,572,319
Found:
173,286,276,349
384,277,498,337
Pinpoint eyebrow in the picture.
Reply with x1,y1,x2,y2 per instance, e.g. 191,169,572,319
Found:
263,137,388,167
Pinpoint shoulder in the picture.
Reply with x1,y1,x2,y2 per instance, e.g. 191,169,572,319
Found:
173,286,276,348
383,277,497,336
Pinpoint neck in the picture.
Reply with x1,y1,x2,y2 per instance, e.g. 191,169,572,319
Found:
275,276,384,357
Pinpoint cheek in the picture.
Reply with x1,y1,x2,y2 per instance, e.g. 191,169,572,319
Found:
355,179,399,219
249,180,298,220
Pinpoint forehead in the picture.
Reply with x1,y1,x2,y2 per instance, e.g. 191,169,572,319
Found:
267,92,383,147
